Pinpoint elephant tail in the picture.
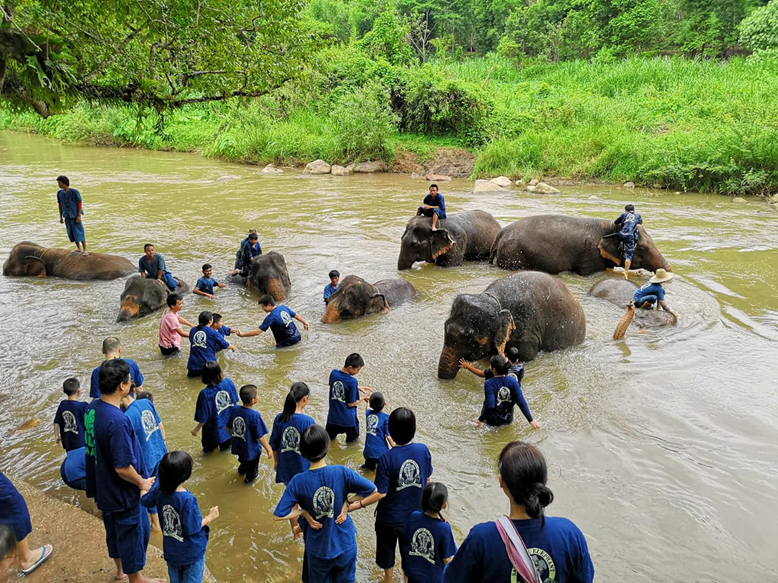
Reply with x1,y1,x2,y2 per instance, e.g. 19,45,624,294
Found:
613,304,635,340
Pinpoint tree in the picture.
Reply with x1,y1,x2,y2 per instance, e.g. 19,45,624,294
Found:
740,0,778,52
0,0,319,116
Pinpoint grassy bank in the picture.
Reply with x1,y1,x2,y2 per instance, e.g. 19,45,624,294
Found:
3,53,777,195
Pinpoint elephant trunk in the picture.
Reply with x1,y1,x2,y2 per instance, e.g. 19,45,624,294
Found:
397,253,414,271
613,305,635,340
437,345,462,379
266,278,287,301
321,302,340,324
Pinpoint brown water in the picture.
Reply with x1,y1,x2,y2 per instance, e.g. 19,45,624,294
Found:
1,131,777,582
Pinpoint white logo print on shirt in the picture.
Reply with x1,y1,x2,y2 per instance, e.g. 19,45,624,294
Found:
192,330,207,348
281,426,301,453
162,505,184,542
409,527,436,564
141,409,159,441
215,390,232,414
280,310,292,326
313,486,335,520
397,459,422,491
62,410,79,434
367,414,379,436
496,386,512,406
332,381,346,403
233,416,247,441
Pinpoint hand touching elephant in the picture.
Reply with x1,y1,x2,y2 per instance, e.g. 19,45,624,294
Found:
248,251,291,301
321,275,417,323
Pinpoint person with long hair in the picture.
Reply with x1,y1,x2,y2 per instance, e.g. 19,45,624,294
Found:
191,361,240,452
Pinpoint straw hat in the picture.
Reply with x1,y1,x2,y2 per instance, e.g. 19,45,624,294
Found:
650,268,674,284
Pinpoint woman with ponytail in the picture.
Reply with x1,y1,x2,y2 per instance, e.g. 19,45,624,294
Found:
402,482,457,583
269,382,316,485
444,441,593,583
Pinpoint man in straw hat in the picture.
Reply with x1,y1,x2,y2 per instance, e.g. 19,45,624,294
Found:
613,268,678,339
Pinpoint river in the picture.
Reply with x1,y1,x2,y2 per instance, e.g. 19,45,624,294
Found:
1,131,776,582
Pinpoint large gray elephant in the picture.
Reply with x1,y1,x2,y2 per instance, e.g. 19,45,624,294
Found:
589,277,677,329
248,251,291,301
398,211,502,270
490,215,670,275
321,275,417,323
3,242,135,280
117,276,190,322
438,271,586,379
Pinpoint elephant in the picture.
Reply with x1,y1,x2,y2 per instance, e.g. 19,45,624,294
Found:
3,242,135,280
248,251,291,301
117,275,190,322
398,211,502,270
489,215,671,275
589,277,677,332
438,271,586,379
321,275,417,323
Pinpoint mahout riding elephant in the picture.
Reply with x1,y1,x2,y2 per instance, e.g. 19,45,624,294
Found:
489,215,670,275
248,251,291,301
438,271,586,379
117,276,190,322
3,242,135,280
321,275,417,323
589,277,677,331
398,211,502,270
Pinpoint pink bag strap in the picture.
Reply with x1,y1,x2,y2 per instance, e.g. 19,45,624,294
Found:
495,516,542,583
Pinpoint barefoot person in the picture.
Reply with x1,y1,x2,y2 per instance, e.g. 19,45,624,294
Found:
415,184,446,231
56,175,87,255
631,268,678,316
614,204,642,278
139,244,178,291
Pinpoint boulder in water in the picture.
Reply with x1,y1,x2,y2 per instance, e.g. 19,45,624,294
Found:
304,160,331,174
353,161,387,173
474,179,508,193
261,164,284,175
331,164,354,176
526,182,561,194
426,174,451,182
490,176,513,188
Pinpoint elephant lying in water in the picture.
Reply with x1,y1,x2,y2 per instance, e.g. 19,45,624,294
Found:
248,251,291,301
490,215,670,275
3,242,135,280
117,275,190,321
398,211,502,270
321,275,417,323
589,277,677,330
438,271,586,379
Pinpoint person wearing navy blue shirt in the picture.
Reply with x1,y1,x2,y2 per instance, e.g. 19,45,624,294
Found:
362,392,394,471
53,377,87,451
402,483,457,583
415,184,447,231
191,361,240,453
56,175,87,255
347,407,433,583
460,347,525,384
227,384,273,483
90,359,160,583
141,451,219,583
614,204,643,278
187,311,235,377
323,270,340,303
444,441,594,583
237,295,310,348
193,263,225,299
631,269,679,318
270,383,316,485
139,243,178,290
326,353,371,443
89,337,144,398
230,230,262,277
211,313,239,338
477,355,540,430
60,446,87,491
273,425,378,583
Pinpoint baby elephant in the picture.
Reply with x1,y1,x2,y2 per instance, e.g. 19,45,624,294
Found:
321,275,417,323
589,277,677,335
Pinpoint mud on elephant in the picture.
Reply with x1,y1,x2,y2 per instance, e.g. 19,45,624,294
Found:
438,271,586,379
398,210,502,270
3,242,135,280
321,275,417,323
589,277,677,332
490,215,670,275
248,251,291,301
117,275,190,322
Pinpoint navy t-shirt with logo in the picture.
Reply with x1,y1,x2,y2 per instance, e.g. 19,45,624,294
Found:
227,406,269,462
326,369,359,427
194,379,240,445
54,399,88,451
124,398,167,473
403,511,457,583
363,409,391,460
269,412,316,484
616,211,642,238
259,305,301,347
141,488,209,567
187,325,230,372
375,442,434,527
195,276,219,295
90,358,145,399
480,376,532,427
443,517,594,583
273,465,376,560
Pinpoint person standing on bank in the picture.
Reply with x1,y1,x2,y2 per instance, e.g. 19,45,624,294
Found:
56,175,87,255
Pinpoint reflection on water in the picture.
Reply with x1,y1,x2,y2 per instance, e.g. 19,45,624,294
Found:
1,132,777,581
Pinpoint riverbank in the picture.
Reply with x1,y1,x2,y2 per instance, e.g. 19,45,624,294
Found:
9,480,216,582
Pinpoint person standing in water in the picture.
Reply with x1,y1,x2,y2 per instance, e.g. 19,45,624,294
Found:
237,295,310,348
56,175,87,255
614,204,642,278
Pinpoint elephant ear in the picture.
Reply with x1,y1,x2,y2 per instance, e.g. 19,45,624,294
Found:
430,229,455,260
597,234,622,266
367,293,390,314
24,256,47,277
494,309,516,355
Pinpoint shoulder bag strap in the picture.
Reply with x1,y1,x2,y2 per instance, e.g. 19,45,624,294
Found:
495,516,542,583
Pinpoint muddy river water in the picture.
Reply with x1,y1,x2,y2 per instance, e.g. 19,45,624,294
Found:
1,131,777,582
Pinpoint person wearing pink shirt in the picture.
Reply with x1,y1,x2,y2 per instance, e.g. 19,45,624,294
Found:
159,294,194,356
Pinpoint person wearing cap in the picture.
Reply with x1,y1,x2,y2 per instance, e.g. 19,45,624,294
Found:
614,203,642,278
631,269,678,317
56,175,88,255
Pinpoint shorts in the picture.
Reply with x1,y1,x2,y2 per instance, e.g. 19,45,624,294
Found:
635,294,658,308
64,218,85,242
325,422,359,443
103,505,150,575
307,546,357,583
167,556,205,583
187,369,203,378
60,447,87,491
159,345,180,356
618,234,637,261
375,523,408,569
201,427,231,453
361,457,378,471
85,453,97,499
275,334,301,348
418,207,445,219
238,457,260,483
0,477,32,542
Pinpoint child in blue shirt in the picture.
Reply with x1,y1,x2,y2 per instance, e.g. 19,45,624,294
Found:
326,353,371,443
362,392,394,471
477,355,539,429
415,184,446,231
193,263,225,299
614,203,643,278
53,377,87,452
323,270,340,303
273,425,378,583
460,346,525,384
346,407,434,582
187,311,235,377
403,483,457,583
227,384,273,484
89,337,145,398
142,451,219,583
237,295,310,348
191,361,240,453
210,313,239,338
